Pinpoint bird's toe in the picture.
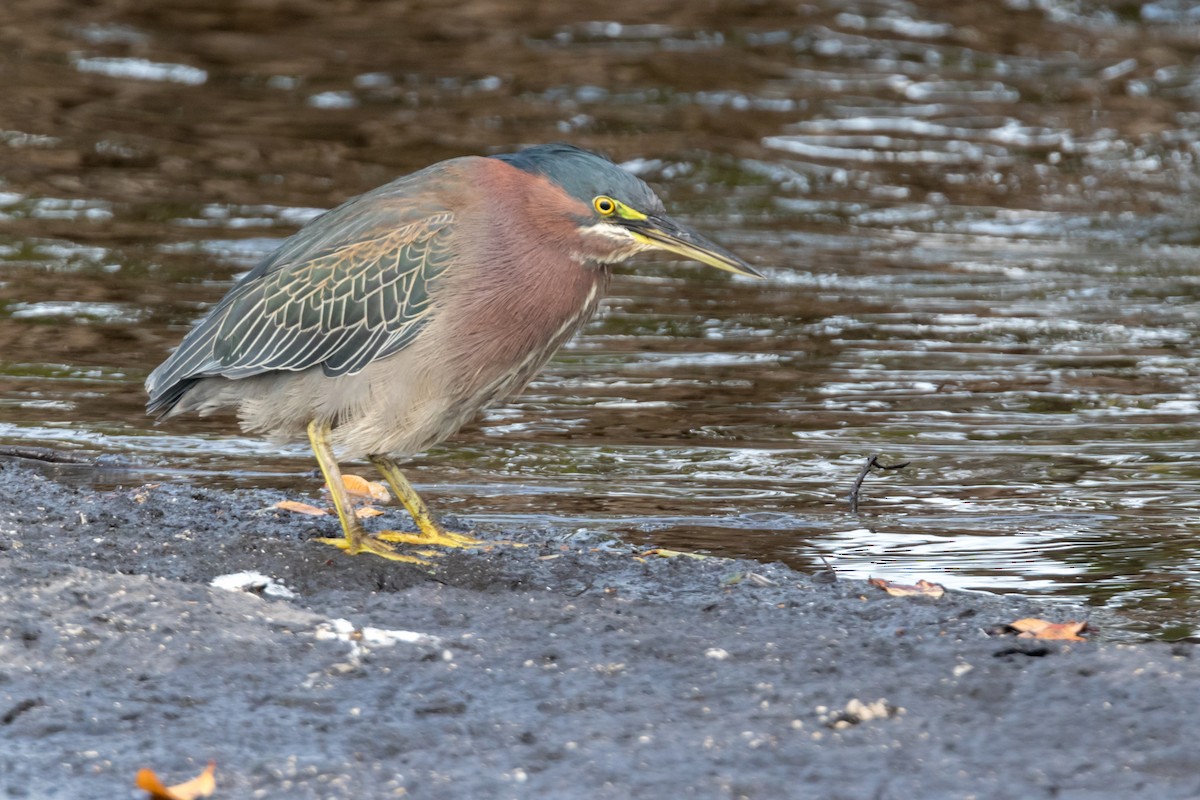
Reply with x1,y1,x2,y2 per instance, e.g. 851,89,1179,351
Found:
375,527,485,549
314,535,434,565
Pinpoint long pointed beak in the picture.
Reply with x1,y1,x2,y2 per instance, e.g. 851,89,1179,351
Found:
623,213,763,278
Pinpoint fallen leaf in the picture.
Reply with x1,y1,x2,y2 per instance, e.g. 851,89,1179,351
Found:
135,761,216,800
335,474,391,502
639,548,709,560
869,577,945,599
275,500,328,516
354,506,385,519
1008,618,1088,641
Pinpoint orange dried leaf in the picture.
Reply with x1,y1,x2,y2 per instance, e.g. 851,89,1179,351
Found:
336,474,391,502
354,506,385,519
1009,618,1088,641
135,769,171,798
869,577,945,599
136,761,216,800
275,500,328,516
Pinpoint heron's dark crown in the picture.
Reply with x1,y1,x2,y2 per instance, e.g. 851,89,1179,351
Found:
492,144,664,216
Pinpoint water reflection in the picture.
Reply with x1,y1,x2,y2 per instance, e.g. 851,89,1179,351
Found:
2,0,1200,639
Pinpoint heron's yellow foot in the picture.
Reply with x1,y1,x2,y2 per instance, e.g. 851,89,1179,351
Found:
375,526,486,549
315,535,432,565
366,455,523,549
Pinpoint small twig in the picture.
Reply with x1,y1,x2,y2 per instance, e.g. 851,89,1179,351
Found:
566,579,595,598
847,454,910,514
0,445,96,464
812,553,837,584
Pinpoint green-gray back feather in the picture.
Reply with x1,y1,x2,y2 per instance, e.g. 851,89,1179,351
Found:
146,163,457,416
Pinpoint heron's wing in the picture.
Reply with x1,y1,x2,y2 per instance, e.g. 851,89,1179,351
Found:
213,210,454,377
146,179,457,415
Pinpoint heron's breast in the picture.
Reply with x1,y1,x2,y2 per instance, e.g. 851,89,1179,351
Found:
447,257,606,378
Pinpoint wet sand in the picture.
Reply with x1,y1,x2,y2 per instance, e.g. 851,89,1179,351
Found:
1,463,1197,799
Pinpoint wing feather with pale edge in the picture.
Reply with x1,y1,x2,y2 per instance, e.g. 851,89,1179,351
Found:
146,173,457,416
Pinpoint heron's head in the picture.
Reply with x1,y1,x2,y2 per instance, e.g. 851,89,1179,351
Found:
492,144,761,277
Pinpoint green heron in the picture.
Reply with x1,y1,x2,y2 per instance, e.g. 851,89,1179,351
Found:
146,144,760,562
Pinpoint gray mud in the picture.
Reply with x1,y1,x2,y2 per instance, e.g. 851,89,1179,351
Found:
1,464,1197,799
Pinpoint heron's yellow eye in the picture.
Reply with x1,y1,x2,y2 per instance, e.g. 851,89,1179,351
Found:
593,196,616,216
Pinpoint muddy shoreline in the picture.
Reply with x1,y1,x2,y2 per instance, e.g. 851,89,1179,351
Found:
1,463,1196,799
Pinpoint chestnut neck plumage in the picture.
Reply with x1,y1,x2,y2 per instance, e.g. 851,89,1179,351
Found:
434,159,615,405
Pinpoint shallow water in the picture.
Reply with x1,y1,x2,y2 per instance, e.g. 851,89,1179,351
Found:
3,0,1200,639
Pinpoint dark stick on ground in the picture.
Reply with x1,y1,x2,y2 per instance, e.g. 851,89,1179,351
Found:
812,552,838,583
847,454,911,513
0,446,97,464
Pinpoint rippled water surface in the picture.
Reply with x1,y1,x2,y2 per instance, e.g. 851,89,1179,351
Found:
4,0,1200,639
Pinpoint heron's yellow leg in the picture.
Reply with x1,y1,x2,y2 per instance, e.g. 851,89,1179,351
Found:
307,421,429,564
369,455,484,548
